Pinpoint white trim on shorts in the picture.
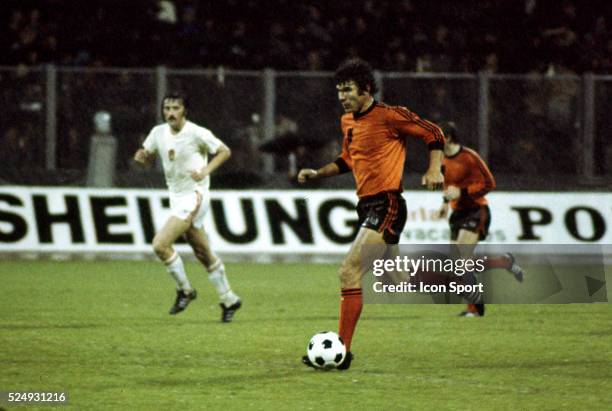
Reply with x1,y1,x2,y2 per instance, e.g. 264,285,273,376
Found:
169,189,211,229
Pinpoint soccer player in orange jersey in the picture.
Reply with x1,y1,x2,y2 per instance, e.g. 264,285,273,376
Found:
298,59,445,369
437,121,524,317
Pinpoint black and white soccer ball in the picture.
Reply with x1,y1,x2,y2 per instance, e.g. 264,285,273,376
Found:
307,331,346,370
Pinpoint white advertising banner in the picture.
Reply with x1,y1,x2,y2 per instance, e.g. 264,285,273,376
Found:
0,187,610,255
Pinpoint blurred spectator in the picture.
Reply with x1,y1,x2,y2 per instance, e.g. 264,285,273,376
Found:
483,53,500,74
423,84,457,125
259,114,299,175
57,126,87,169
1,126,31,168
156,0,177,25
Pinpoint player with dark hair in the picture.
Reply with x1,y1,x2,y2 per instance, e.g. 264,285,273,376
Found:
437,121,524,317
133,92,242,322
159,91,190,118
298,58,445,369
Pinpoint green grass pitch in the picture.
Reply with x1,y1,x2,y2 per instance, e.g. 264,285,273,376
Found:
1,260,611,410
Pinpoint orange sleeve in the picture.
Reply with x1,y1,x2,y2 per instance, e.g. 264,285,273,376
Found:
388,107,445,150
335,120,352,172
464,150,496,198
337,134,353,172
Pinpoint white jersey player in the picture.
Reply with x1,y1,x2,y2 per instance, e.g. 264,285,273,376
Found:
134,92,241,322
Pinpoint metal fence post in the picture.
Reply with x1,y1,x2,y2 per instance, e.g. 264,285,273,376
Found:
45,64,57,171
155,66,167,125
582,72,595,178
155,66,168,171
374,70,384,101
477,71,490,163
262,68,276,175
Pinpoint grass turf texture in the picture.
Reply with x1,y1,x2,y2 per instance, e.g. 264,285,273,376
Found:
1,260,611,410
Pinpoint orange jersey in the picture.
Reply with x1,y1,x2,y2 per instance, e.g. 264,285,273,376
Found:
338,102,444,198
443,146,496,210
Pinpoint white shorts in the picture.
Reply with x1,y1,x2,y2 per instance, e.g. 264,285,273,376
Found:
169,190,210,229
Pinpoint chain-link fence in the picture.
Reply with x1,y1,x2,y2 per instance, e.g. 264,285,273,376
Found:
0,66,609,189
488,75,582,176
57,68,157,171
382,74,479,175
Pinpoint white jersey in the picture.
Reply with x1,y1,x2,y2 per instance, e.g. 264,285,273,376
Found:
143,121,223,194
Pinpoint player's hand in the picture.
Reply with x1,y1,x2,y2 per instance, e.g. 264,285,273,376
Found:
297,168,318,184
421,168,444,190
436,203,449,219
444,185,461,200
134,149,149,164
190,168,207,182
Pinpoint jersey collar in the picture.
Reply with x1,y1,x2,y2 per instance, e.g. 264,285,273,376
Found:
446,145,463,159
353,100,377,120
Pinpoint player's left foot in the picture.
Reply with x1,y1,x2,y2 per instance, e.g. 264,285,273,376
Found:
301,355,316,368
336,352,353,370
220,299,242,323
506,253,525,282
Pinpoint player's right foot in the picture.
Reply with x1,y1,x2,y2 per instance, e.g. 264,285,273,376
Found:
459,303,485,317
169,289,197,315
506,253,525,282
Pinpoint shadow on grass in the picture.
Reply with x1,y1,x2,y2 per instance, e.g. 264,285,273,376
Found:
137,369,304,388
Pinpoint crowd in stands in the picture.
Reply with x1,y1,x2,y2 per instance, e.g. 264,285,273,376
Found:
1,0,611,74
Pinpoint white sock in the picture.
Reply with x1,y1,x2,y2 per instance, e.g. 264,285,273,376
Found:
207,259,239,307
164,252,192,292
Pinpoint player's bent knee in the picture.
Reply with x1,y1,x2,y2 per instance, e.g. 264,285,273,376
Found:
152,238,171,259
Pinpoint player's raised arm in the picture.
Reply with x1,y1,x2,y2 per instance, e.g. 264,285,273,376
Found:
191,143,231,182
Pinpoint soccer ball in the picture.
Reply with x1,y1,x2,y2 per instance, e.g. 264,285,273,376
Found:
307,331,346,370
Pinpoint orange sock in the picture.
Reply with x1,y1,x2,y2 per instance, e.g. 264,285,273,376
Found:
484,255,511,270
339,288,362,352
